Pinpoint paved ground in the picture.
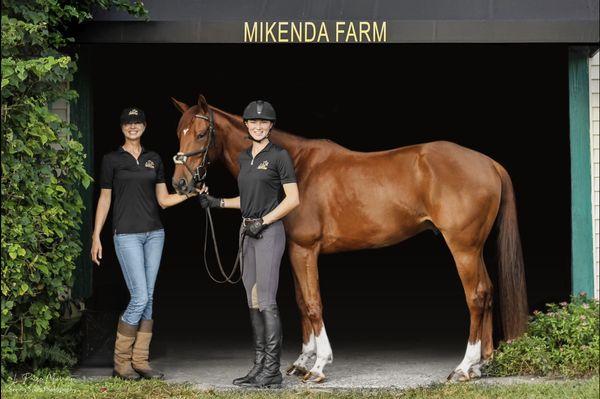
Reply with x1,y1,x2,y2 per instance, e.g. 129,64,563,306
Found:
74,336,466,389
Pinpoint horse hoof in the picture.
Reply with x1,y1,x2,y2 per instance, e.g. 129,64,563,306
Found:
468,364,482,379
447,369,470,382
286,365,308,376
302,371,326,384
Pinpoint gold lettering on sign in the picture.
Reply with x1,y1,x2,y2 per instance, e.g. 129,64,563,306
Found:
265,22,276,42
291,22,302,42
317,22,329,42
335,21,345,42
244,22,258,42
373,22,386,42
305,22,316,42
243,21,387,43
345,22,357,42
359,21,371,41
279,22,289,42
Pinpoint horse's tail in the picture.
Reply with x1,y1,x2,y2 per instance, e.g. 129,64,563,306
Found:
494,161,528,340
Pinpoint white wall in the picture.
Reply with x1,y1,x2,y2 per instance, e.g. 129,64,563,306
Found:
590,51,599,300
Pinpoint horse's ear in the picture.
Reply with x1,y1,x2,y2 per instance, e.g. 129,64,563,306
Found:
197,94,209,114
171,97,189,114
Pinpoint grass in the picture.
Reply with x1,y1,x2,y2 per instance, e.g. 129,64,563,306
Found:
1,375,598,399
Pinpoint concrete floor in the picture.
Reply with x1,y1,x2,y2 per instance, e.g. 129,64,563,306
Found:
74,335,466,389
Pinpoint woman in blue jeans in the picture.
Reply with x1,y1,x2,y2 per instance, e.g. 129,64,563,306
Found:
91,107,197,380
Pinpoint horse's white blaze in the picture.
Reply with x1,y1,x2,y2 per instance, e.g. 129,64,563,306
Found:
293,332,316,369
183,128,189,135
454,340,481,376
309,326,333,376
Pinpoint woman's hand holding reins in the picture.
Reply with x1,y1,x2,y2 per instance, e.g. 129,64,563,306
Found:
197,186,223,209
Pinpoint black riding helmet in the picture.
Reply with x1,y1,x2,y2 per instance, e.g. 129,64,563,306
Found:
243,100,276,122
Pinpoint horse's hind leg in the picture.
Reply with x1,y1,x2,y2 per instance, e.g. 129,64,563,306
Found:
286,272,316,376
445,242,494,382
288,242,332,383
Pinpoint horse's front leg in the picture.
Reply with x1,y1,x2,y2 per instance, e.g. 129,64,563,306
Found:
286,274,316,377
288,242,332,383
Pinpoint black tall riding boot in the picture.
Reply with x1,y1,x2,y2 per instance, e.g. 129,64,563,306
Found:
248,305,283,388
233,308,266,386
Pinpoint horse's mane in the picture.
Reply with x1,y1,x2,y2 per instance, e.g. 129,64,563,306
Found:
210,105,350,153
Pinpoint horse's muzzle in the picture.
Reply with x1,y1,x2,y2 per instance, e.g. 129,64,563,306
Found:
172,177,191,194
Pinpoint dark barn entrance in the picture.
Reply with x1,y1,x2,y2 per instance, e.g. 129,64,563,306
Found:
84,44,571,367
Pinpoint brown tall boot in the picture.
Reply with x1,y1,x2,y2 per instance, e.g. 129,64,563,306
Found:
132,319,164,379
113,319,140,380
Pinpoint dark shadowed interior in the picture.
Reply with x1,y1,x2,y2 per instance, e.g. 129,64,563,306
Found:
82,44,571,364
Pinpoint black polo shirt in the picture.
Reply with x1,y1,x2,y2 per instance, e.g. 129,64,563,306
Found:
100,147,166,234
237,142,297,219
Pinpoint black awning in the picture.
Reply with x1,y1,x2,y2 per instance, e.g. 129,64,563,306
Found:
75,0,599,43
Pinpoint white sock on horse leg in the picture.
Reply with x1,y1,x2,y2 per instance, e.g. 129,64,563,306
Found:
310,326,333,376
454,340,481,375
293,332,316,369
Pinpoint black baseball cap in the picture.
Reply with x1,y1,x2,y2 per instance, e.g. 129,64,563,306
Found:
120,107,146,125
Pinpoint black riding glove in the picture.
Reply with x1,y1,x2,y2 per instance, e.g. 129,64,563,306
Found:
198,193,222,209
244,218,266,238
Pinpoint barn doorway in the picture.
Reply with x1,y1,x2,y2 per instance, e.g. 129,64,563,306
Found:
79,44,571,380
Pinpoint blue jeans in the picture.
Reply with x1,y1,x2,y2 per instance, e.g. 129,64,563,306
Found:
113,229,165,325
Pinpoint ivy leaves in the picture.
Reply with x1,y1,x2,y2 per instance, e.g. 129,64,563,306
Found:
1,0,146,380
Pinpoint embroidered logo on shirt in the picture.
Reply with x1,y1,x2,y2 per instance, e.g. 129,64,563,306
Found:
145,160,155,169
257,160,269,170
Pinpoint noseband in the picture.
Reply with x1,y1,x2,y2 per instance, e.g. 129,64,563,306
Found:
172,109,216,187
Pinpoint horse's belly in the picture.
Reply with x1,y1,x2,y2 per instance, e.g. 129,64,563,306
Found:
319,213,428,254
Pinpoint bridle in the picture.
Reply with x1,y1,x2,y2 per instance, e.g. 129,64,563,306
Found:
172,109,216,188
172,107,244,284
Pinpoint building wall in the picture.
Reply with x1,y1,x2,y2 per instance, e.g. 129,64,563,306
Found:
590,51,599,300
50,98,70,123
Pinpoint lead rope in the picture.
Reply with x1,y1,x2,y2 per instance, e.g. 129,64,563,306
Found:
203,208,245,284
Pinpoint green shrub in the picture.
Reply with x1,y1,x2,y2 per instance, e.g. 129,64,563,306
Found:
486,293,599,377
1,0,146,380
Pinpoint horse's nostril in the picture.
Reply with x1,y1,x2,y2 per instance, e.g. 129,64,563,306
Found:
178,178,187,188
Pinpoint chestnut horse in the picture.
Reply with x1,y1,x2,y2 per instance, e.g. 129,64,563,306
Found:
171,95,528,383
